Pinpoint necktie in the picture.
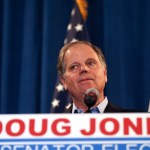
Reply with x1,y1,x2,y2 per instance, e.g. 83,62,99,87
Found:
74,109,92,113
74,107,99,113
74,109,79,113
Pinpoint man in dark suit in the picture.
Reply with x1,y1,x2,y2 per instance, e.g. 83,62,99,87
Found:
57,41,137,113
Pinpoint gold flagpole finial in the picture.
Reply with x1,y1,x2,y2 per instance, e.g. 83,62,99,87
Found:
76,0,88,21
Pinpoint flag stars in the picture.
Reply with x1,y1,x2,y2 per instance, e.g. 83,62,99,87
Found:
56,83,64,92
51,99,60,108
71,8,75,16
75,23,83,32
67,24,72,30
66,103,71,109
64,38,67,44
71,38,78,43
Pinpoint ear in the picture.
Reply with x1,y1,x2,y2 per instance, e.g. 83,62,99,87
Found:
60,76,67,90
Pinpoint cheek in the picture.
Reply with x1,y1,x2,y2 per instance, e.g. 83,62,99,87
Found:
95,70,107,81
64,73,77,85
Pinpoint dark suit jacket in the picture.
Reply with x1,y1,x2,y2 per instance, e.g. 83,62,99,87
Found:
64,101,138,113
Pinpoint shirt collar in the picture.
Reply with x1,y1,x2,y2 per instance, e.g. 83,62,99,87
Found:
72,103,83,113
97,97,108,113
72,97,108,113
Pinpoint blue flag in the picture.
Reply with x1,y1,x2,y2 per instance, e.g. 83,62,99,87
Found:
50,0,89,113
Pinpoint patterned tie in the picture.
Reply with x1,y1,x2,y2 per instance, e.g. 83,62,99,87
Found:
74,107,99,113
74,109,92,113
74,109,79,113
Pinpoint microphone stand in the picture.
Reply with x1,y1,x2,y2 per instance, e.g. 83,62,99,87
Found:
84,95,96,113
84,88,99,113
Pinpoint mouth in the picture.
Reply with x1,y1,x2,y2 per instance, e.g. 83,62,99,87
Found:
78,78,93,83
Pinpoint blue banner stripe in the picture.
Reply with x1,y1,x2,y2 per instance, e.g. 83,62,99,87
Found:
0,138,150,142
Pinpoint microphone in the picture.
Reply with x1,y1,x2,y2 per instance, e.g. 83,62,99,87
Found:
84,88,100,111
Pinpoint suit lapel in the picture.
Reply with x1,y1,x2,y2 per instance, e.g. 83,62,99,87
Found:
104,101,124,112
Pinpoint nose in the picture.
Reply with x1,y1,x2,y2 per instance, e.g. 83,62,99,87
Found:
79,64,89,75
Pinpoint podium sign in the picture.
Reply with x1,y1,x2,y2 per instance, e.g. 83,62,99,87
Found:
0,113,150,150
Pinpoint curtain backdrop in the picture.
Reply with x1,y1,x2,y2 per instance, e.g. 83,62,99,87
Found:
0,0,150,113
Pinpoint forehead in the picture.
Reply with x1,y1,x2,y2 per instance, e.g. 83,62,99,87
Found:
64,43,98,60
67,43,93,52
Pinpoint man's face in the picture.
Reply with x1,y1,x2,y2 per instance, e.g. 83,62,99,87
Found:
61,43,107,101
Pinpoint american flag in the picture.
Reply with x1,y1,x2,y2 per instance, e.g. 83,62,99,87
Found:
50,0,89,113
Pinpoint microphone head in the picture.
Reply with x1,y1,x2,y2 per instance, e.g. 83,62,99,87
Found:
84,88,100,108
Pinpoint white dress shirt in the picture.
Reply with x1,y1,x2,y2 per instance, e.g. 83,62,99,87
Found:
72,97,108,113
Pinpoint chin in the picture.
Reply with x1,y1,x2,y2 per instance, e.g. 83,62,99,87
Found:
80,86,96,93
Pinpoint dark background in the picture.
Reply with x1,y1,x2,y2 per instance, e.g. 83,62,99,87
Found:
0,0,150,113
